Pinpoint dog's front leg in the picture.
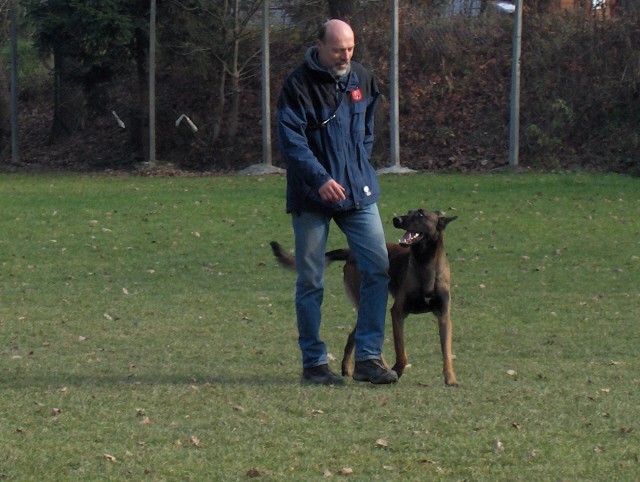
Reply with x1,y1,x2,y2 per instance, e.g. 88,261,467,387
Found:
341,329,356,376
437,311,458,386
390,303,408,378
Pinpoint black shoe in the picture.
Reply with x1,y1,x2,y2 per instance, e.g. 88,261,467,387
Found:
301,364,344,385
353,359,398,384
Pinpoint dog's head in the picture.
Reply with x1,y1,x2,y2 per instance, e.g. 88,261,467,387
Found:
393,210,457,247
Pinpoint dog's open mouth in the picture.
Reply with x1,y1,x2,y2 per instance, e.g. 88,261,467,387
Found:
399,231,424,247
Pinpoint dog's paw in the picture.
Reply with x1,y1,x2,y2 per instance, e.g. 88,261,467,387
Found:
391,364,405,379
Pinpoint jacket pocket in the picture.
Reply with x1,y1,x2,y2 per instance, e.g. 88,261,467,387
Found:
350,101,367,142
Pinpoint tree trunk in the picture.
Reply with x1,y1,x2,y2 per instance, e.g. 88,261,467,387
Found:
129,23,147,162
211,68,226,143
210,0,228,143
0,55,10,149
51,44,86,140
327,0,356,19
227,0,241,140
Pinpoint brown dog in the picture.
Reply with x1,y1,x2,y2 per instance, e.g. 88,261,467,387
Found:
270,209,458,386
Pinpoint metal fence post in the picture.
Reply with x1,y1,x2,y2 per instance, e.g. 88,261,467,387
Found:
509,0,523,168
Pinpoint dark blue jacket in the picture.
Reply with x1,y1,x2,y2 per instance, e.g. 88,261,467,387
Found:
277,47,381,214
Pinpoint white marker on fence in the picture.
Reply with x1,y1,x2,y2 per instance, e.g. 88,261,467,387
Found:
175,114,198,132
112,111,126,129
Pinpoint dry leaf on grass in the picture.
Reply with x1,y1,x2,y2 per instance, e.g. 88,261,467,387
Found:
104,454,117,462
246,467,266,477
190,436,201,448
376,438,389,448
337,467,353,475
419,459,438,465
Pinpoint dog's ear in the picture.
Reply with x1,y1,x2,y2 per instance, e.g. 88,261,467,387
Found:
438,215,458,230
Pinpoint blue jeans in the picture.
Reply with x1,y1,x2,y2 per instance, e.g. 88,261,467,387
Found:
292,204,390,368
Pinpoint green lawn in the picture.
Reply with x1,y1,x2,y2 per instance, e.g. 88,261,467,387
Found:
1,172,638,481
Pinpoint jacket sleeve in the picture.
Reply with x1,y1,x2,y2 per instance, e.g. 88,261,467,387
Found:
276,78,332,190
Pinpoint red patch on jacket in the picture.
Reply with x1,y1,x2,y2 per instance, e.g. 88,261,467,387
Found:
351,88,363,102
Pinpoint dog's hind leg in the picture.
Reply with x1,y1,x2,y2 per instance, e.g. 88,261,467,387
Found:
437,309,458,386
340,262,360,376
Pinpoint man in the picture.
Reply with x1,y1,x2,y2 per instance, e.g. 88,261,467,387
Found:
277,19,397,385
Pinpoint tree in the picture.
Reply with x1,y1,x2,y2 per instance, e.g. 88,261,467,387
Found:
327,0,357,18
227,0,262,139
0,54,9,153
160,0,261,144
25,1,141,139
0,1,12,153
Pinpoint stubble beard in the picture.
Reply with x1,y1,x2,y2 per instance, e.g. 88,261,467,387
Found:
332,62,351,78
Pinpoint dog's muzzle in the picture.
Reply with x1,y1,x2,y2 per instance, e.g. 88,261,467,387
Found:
399,231,423,247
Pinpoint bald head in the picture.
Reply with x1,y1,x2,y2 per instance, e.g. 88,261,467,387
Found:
316,19,355,77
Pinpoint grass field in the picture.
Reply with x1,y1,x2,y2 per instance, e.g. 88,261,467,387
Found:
1,172,638,481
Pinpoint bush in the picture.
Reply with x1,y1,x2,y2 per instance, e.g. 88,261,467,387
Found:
519,12,640,171
12,3,640,173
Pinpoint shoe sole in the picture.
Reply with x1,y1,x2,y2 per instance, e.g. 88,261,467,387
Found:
352,372,398,384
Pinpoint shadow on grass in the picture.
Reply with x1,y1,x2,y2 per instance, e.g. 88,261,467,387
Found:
0,372,301,390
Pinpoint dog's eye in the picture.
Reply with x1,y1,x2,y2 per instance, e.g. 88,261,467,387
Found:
417,210,425,217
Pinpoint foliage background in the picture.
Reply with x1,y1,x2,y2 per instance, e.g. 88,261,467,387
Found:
0,0,638,173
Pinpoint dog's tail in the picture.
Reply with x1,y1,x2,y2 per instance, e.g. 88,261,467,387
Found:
270,241,296,270
270,241,351,271
325,248,351,263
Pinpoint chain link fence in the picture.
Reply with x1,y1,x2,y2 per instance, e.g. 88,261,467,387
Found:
1,1,638,172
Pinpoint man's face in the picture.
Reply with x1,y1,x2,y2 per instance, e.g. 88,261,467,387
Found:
316,27,355,77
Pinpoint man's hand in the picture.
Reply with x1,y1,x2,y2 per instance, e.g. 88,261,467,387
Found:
318,179,346,203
